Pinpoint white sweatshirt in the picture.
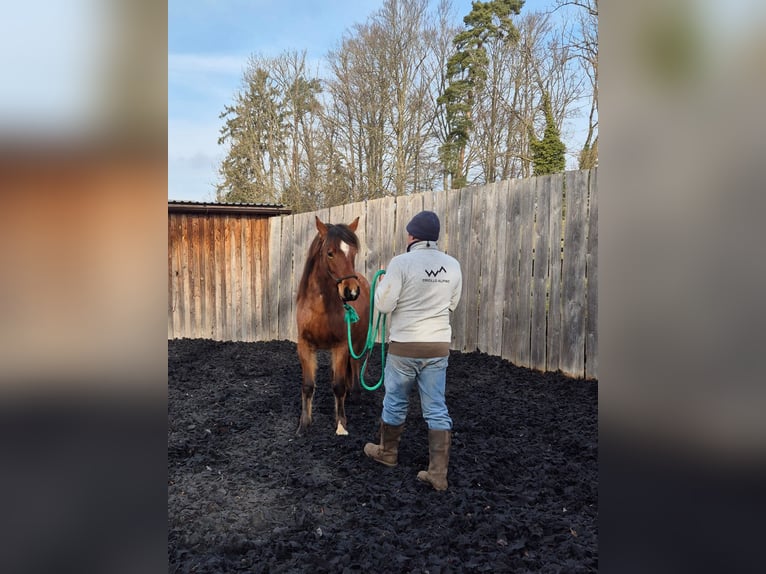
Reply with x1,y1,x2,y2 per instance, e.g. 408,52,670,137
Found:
374,241,462,344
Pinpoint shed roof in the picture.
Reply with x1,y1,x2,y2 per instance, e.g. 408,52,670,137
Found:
168,200,292,216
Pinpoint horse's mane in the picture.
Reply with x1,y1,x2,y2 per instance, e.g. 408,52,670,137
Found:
297,223,360,301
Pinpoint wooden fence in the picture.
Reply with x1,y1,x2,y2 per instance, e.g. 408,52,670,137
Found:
168,168,597,379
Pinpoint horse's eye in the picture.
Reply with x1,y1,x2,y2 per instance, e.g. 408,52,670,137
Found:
327,251,334,259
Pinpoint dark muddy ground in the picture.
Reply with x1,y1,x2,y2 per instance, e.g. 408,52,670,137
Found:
168,339,597,573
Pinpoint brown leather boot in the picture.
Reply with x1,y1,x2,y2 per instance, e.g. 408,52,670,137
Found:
363,422,404,467
417,429,451,491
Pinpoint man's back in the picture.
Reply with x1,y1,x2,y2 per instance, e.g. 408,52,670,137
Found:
375,242,462,343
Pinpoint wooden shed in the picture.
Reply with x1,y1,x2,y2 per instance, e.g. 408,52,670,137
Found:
168,200,291,342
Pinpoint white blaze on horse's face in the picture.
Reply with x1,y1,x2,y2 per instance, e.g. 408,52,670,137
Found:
340,241,351,258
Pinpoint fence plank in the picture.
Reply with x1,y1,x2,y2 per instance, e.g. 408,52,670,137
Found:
237,217,245,340
327,205,343,227
255,219,266,342
478,184,496,354
432,191,448,251
168,214,179,338
212,216,222,340
560,171,588,378
220,216,230,341
267,216,282,340
257,219,268,342
463,187,483,353
253,219,266,341
395,194,421,254
203,215,218,339
489,182,509,357
364,198,379,279
226,215,237,340
502,182,522,363
216,215,225,340
517,179,535,366
237,217,247,340
175,215,186,336
346,201,368,281
379,196,397,265
585,168,598,379
278,215,294,341
421,189,434,213
256,220,267,341
293,213,310,341
547,174,564,372
233,217,240,340
531,175,552,371
445,188,462,349
366,197,390,344
180,215,191,337
243,217,255,341
190,216,202,338
202,215,215,338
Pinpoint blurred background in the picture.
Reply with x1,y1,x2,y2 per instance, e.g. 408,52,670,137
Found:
0,0,166,393
599,1,766,572
0,2,167,573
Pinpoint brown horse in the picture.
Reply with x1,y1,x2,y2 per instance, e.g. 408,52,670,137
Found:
296,216,371,436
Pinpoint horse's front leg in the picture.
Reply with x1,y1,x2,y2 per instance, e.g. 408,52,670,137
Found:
331,346,351,436
296,338,316,436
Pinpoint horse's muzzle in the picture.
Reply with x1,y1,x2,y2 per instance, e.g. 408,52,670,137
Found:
341,284,360,302
335,275,360,302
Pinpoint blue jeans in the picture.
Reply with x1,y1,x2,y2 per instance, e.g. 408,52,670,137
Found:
381,354,452,430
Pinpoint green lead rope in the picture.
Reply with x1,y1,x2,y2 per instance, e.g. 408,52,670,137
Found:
343,269,387,391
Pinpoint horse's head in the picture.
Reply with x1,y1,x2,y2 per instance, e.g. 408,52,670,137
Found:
315,216,362,302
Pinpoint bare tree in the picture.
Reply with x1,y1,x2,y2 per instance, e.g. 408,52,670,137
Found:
554,0,598,168
425,0,462,192
470,10,585,180
469,11,549,180
324,0,452,199
325,23,389,201
268,51,325,211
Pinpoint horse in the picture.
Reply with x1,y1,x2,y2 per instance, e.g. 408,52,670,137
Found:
295,216,371,436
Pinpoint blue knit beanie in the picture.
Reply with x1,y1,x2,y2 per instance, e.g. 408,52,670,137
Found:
406,210,440,241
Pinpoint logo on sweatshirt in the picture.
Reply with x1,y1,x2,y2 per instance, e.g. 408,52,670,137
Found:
424,266,447,277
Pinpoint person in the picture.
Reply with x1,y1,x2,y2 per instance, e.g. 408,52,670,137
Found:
363,210,462,491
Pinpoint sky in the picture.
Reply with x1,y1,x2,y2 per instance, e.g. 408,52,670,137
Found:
168,0,564,202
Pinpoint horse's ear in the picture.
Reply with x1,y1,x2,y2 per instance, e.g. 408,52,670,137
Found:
315,216,328,237
348,217,360,232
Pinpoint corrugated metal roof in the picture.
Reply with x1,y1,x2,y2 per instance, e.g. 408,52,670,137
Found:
168,200,291,216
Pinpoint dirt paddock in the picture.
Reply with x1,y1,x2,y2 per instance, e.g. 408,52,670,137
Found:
168,338,598,573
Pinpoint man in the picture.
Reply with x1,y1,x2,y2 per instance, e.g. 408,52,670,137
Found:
363,210,462,491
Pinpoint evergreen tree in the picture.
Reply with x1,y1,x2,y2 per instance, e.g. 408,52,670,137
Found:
438,0,523,189
216,67,286,203
530,92,566,175
578,136,598,169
